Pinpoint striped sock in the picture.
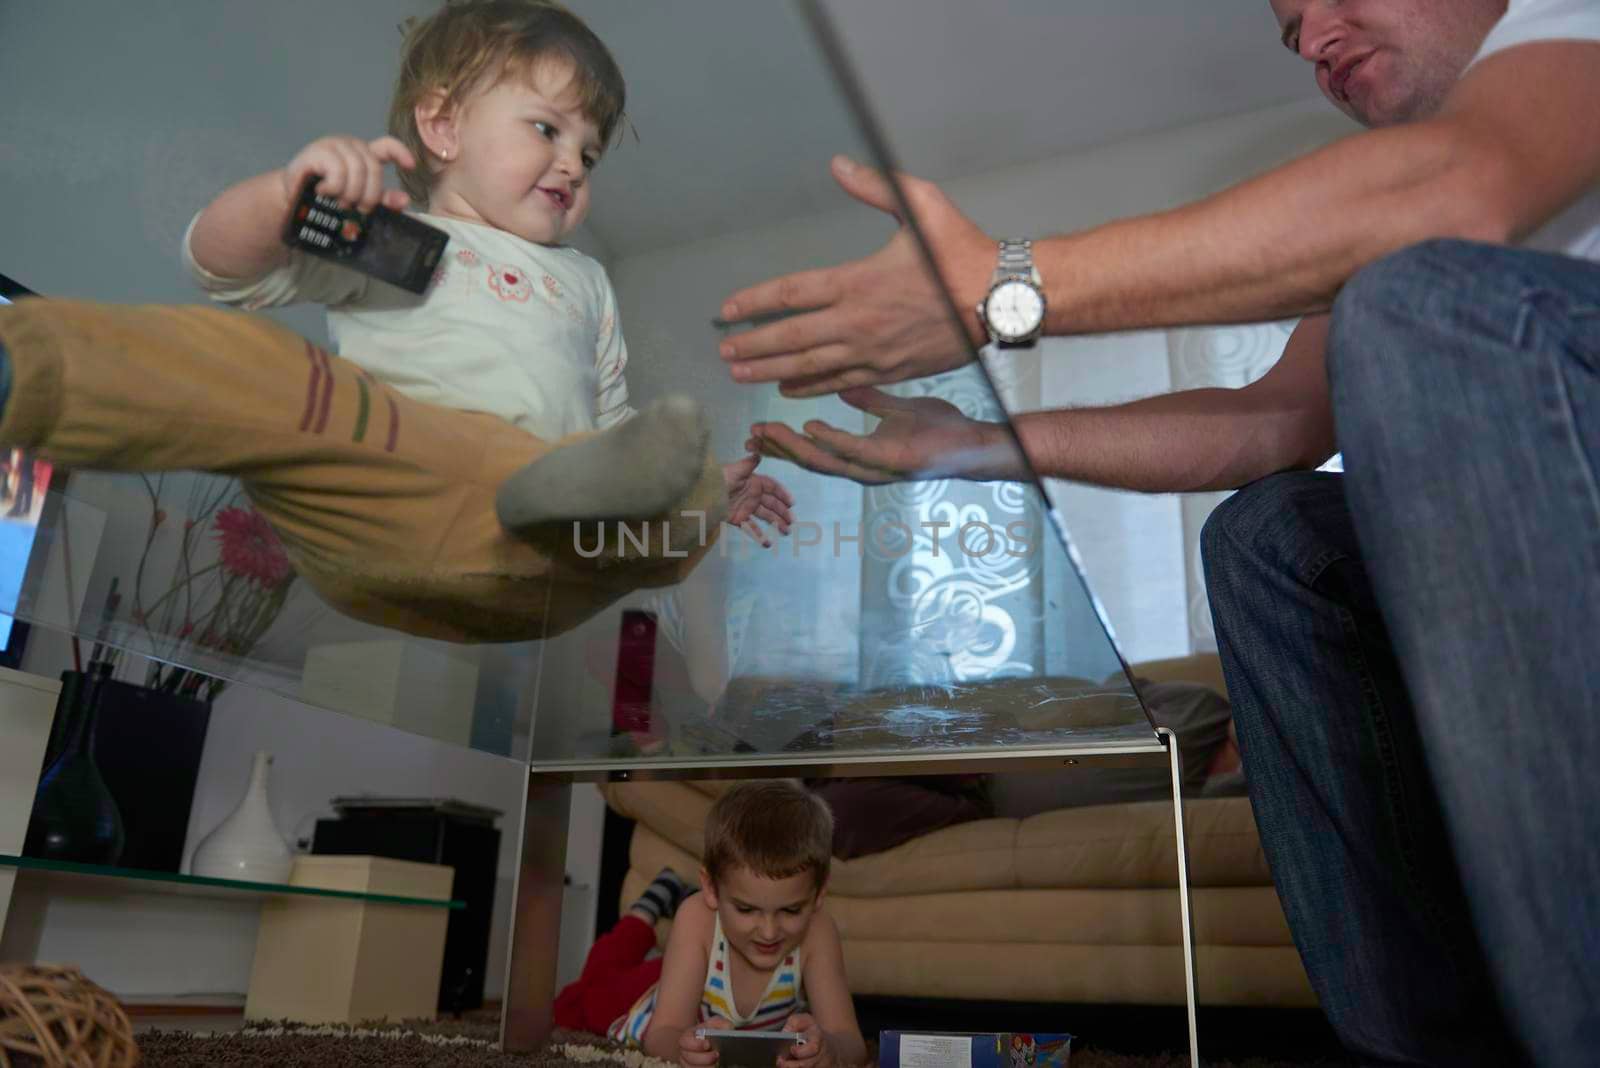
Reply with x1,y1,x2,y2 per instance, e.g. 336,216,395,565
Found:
630,867,691,923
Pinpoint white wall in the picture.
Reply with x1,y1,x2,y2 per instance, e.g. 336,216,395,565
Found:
608,96,1354,663
0,2,411,340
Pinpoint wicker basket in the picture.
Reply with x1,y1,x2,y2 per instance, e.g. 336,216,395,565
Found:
0,964,138,1067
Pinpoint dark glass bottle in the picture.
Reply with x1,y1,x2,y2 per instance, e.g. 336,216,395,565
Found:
23,667,126,865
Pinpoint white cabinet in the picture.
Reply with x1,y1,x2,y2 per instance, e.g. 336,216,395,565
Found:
0,667,61,935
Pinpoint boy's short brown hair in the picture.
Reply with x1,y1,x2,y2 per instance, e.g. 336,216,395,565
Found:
702,780,834,894
388,0,627,203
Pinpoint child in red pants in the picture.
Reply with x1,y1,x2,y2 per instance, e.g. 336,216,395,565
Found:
554,868,693,1034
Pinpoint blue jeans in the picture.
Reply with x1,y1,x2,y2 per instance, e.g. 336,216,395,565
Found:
1202,239,1600,1066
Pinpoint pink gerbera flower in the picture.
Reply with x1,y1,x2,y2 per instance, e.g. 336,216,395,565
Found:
213,507,292,587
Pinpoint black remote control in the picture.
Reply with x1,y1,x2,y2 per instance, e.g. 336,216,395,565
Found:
283,175,449,295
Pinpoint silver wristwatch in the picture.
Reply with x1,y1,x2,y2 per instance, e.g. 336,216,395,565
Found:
977,239,1046,347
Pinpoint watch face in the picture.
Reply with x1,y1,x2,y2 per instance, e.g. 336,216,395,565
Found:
984,279,1044,341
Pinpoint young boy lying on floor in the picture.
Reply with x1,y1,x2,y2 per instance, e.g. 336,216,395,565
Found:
555,780,865,1068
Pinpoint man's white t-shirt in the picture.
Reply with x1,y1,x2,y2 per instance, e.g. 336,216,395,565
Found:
1469,0,1600,261
184,212,636,439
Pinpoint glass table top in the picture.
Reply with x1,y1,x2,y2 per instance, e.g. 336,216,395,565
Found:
0,0,1156,772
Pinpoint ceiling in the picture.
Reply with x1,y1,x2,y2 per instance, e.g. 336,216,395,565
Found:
572,0,1317,258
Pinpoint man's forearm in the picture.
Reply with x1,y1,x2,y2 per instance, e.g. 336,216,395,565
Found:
189,170,294,281
1029,120,1501,336
1020,44,1600,336
1010,387,1334,493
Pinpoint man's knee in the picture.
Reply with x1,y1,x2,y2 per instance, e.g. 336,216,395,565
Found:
1201,472,1349,596
1330,239,1475,369
1201,473,1306,586
1334,238,1491,325
1199,485,1252,582
1326,236,1600,388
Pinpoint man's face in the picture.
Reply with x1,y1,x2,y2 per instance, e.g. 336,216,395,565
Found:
1267,0,1506,127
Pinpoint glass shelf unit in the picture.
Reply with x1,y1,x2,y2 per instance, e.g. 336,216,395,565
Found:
0,853,465,909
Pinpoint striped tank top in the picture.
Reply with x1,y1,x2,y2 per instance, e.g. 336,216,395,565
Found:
608,913,807,1044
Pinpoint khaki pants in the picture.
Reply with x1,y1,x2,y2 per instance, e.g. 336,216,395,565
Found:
0,299,724,642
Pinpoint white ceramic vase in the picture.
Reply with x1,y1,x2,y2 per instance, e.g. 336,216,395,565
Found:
190,750,294,883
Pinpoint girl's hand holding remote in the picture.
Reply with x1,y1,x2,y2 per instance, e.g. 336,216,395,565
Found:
283,135,416,216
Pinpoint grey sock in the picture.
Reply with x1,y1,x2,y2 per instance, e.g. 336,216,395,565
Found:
495,395,709,532
630,867,692,923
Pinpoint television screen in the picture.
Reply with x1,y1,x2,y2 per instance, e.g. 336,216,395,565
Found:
0,272,55,664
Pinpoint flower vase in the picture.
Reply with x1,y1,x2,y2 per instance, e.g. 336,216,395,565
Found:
23,668,126,865
190,750,293,883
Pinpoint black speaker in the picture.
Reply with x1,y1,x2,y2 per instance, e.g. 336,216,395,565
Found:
92,678,212,872
311,798,502,1013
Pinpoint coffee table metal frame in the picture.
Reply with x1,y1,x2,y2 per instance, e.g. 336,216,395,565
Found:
498,728,1200,1068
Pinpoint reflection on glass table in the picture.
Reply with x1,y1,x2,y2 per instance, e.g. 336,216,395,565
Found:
2,468,545,761
526,379,1152,771
5,447,1151,779
0,380,1150,776
1,388,1148,772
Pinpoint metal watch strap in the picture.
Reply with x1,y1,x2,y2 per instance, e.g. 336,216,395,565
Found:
993,239,1037,283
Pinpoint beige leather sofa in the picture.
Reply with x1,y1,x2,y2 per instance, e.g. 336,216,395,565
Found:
599,654,1315,1009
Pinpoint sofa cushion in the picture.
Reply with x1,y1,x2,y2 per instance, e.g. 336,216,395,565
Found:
1014,796,1270,888
602,781,1270,892
623,824,1289,946
619,824,1312,1007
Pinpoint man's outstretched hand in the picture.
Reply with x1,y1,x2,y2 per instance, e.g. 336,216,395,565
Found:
746,387,1023,485
722,452,795,547
718,156,995,398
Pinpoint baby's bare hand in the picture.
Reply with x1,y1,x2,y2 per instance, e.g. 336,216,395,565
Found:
283,135,415,215
679,1020,728,1068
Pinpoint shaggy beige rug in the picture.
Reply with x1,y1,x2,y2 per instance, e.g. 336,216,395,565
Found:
130,1016,1354,1068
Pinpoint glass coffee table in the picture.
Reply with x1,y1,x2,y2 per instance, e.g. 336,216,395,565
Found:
0,3,1200,1065
505,635,1199,1062
501,10,1200,1061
